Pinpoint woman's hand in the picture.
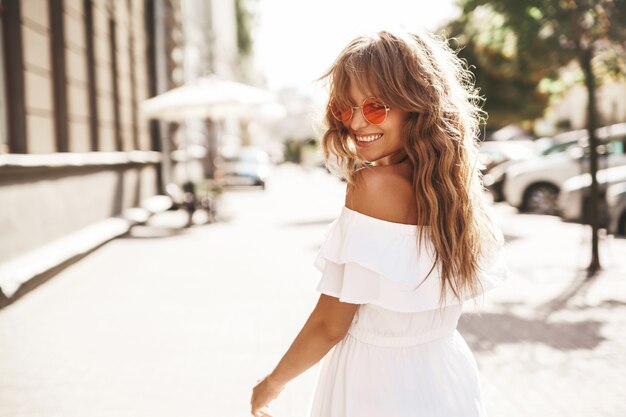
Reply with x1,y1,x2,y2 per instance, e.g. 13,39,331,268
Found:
251,374,284,416
250,295,356,416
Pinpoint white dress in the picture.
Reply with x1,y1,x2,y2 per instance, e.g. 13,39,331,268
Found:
308,206,509,417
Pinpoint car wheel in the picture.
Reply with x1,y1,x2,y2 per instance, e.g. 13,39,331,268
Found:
523,184,560,215
493,182,505,203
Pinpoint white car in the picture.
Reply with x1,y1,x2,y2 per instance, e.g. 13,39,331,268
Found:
484,138,579,202
558,164,626,225
478,139,538,173
503,126,626,214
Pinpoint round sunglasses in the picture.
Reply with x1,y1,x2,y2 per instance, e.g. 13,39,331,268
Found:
330,97,391,125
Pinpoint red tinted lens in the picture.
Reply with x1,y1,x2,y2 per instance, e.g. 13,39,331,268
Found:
330,101,352,122
362,98,388,124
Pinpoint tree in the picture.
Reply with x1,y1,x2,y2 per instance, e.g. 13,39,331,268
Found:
235,0,257,82
445,10,560,128
456,0,626,274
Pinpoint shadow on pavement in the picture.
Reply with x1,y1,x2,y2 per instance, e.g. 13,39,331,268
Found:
533,268,600,319
458,265,626,352
596,299,626,308
459,312,606,352
121,225,189,239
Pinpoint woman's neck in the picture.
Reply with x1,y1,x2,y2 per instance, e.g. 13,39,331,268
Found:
373,150,409,166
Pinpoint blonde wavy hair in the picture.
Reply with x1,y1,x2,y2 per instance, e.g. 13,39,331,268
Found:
320,29,497,307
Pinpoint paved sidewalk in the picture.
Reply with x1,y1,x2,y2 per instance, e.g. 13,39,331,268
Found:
0,164,624,416
461,204,626,417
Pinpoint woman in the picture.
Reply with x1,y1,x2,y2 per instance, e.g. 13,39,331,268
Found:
251,29,508,417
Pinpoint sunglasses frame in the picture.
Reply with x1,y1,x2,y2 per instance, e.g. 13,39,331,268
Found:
330,96,392,126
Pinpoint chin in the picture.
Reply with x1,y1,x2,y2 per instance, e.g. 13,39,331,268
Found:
355,150,377,163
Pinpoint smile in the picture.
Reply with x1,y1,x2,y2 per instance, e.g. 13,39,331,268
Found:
355,133,383,143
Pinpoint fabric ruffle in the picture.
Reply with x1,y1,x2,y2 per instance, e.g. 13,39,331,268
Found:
314,206,509,313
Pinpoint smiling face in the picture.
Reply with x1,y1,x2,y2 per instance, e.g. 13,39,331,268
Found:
342,82,408,165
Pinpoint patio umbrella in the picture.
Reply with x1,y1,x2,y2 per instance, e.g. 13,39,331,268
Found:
140,75,286,122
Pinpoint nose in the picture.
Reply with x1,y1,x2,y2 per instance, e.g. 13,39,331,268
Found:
349,107,369,130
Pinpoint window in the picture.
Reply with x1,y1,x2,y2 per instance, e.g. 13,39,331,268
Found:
0,17,7,153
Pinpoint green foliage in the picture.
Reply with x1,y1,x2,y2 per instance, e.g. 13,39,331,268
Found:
446,19,552,126
446,0,626,128
454,0,626,271
235,0,255,58
282,137,320,164
283,138,303,163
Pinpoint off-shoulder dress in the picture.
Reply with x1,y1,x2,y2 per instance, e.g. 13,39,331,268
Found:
308,206,509,417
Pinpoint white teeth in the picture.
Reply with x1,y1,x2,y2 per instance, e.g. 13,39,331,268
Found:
356,134,383,142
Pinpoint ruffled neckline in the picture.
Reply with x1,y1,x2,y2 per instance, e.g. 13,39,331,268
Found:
313,205,509,312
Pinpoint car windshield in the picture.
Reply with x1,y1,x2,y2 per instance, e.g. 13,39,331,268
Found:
541,140,579,155
580,137,626,156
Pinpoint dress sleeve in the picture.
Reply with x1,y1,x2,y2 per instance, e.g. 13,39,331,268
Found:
313,207,509,313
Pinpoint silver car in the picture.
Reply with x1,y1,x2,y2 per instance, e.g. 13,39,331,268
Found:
559,164,626,227
503,125,626,215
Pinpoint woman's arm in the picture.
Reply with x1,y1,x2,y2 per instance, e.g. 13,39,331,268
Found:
251,294,358,416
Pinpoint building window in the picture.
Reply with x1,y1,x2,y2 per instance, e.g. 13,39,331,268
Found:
2,0,28,153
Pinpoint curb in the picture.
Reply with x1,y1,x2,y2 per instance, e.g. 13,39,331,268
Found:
0,195,173,309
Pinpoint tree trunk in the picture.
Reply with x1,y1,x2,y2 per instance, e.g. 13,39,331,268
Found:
580,45,601,275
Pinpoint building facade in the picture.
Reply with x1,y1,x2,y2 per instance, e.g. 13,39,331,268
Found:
0,0,258,303
0,0,181,300
548,81,626,131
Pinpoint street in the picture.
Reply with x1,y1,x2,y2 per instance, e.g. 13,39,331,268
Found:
1,163,625,417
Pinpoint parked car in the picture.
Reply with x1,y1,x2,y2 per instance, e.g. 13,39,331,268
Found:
478,140,537,173
558,164,626,226
216,147,271,189
502,124,626,215
484,139,579,202
607,181,626,236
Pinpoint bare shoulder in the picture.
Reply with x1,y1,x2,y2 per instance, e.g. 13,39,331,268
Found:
345,165,418,225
